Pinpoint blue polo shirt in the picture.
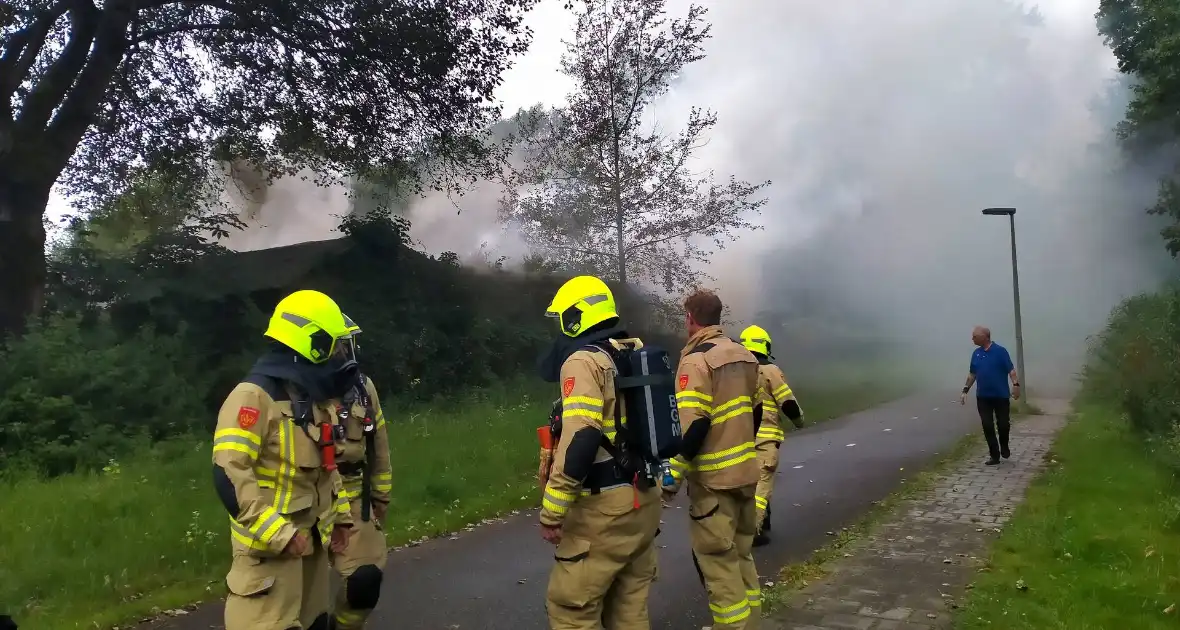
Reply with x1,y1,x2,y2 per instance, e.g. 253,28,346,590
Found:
970,342,1014,398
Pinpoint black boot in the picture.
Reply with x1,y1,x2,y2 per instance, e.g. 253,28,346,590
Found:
985,456,1001,466
753,510,771,546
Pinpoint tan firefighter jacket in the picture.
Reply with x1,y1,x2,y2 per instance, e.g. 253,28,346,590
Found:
755,362,799,444
668,325,760,490
331,376,393,514
212,379,354,557
540,338,643,527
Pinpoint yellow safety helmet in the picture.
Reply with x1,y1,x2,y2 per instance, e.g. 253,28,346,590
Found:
739,324,773,358
546,275,618,337
264,290,353,364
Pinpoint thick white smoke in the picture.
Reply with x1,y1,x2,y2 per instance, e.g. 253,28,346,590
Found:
211,0,1174,394
646,0,1173,390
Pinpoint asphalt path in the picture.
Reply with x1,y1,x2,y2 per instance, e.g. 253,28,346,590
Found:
149,391,979,630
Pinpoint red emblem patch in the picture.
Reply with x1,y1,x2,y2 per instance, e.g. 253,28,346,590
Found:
237,406,260,429
678,374,689,390
562,377,576,398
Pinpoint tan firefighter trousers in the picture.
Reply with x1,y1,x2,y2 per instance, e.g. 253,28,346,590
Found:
688,483,761,630
224,532,331,630
754,441,781,534
546,484,662,629
330,505,389,629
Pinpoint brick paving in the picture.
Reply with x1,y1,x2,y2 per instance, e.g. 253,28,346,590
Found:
763,400,1070,630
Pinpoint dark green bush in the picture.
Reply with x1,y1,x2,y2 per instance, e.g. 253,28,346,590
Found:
0,315,212,475
1081,284,1180,468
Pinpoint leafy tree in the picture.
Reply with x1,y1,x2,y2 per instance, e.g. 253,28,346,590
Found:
0,0,538,337
44,175,239,315
498,0,770,291
1097,0,1180,254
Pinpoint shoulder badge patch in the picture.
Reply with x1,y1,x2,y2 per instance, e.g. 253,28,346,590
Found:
562,377,576,398
238,406,260,429
678,373,689,390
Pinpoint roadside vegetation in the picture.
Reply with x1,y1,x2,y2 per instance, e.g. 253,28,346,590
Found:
954,284,1180,628
956,403,1179,629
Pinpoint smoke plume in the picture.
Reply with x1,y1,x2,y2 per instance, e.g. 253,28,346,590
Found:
215,0,1175,395
650,0,1174,392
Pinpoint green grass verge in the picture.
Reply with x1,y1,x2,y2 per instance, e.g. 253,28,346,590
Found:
761,430,983,613
0,367,916,630
955,403,1180,629
0,380,552,630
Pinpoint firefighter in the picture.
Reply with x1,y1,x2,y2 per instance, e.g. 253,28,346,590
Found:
328,314,393,629
663,290,762,630
536,275,663,630
213,289,358,630
739,325,804,547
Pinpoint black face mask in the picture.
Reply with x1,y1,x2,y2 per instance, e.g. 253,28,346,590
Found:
250,347,360,401
536,324,627,383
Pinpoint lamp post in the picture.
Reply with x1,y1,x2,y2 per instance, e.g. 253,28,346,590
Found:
982,207,1026,396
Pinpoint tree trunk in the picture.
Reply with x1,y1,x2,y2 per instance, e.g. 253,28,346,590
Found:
613,138,627,286
0,173,50,339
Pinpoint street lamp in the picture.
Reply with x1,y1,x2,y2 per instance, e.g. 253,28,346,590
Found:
981,207,1026,397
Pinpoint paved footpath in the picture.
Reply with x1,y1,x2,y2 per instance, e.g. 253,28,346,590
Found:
764,399,1070,630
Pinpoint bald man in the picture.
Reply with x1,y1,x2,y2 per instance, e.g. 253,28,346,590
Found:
959,326,1021,466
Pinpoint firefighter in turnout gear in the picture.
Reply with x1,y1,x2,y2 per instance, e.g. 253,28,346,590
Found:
663,290,762,630
536,275,663,630
739,325,804,547
328,315,393,629
213,290,358,630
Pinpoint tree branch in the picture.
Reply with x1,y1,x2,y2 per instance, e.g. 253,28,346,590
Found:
42,4,134,176
14,0,101,135
624,214,727,252
0,0,73,118
540,242,612,258
130,22,249,45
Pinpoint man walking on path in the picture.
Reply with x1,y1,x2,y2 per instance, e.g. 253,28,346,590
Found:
960,326,1021,466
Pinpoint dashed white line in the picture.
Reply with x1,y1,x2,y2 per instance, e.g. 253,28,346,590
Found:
846,443,857,447
792,465,804,469
883,428,892,432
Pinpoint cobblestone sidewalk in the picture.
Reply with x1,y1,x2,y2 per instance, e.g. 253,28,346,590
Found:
764,400,1070,630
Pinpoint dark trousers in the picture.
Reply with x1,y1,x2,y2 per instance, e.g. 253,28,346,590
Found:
976,397,1011,458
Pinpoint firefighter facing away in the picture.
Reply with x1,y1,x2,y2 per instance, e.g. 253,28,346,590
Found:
664,290,762,630
536,275,664,630
327,315,394,629
739,325,804,547
212,290,358,630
